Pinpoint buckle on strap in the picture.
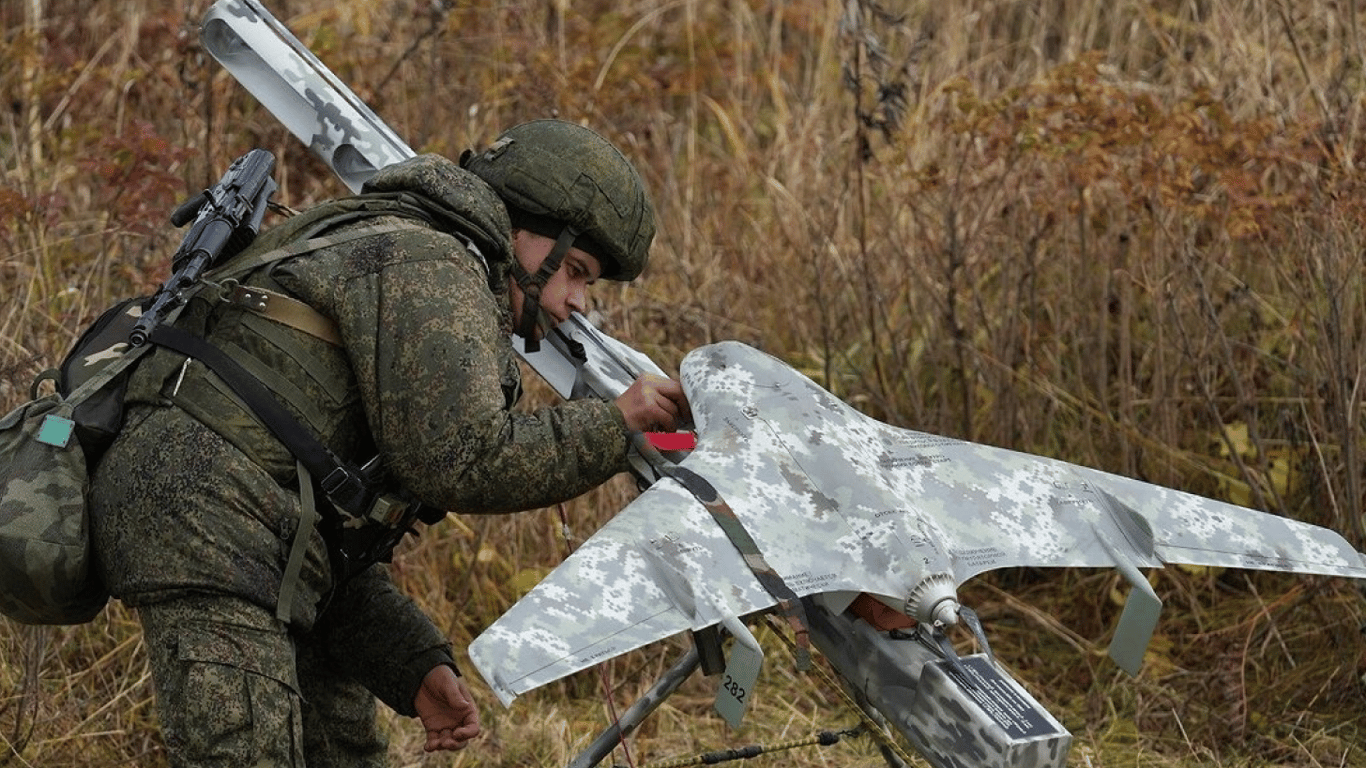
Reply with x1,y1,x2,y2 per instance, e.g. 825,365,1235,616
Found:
318,458,409,525
320,466,369,517
217,280,344,347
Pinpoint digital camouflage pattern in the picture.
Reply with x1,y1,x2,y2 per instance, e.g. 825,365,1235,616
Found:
807,600,1070,768
140,585,405,768
87,154,635,761
470,340,1366,752
140,595,309,768
907,657,1070,768
200,0,415,194
98,155,631,620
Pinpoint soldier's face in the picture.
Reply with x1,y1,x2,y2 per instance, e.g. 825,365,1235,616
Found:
509,229,604,337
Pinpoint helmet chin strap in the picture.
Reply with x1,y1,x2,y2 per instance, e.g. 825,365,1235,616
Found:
513,224,580,352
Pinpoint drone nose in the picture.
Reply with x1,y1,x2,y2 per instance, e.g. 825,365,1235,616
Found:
931,598,960,628
908,573,960,627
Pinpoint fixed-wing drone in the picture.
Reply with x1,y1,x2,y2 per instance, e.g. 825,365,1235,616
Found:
197,4,1366,765
466,340,1366,767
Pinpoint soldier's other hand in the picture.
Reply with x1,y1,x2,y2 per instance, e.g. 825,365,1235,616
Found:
414,664,480,752
616,373,690,433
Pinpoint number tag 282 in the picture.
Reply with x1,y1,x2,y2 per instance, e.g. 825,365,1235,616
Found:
714,627,764,728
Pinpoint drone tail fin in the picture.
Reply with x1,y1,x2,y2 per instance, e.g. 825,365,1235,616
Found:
1106,556,1163,676
1087,489,1163,675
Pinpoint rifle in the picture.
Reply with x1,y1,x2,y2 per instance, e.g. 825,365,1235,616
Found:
128,148,278,347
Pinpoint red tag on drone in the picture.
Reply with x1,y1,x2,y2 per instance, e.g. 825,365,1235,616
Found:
646,431,697,452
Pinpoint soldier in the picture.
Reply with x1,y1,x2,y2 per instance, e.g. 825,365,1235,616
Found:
89,119,688,766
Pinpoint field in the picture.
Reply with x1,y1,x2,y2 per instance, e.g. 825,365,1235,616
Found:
5,0,1366,766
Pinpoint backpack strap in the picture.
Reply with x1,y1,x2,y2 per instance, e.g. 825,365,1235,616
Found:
280,458,322,622
206,223,419,347
211,222,417,281
146,323,407,618
23,344,157,452
147,325,373,517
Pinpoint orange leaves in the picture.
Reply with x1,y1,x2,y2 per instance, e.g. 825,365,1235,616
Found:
78,120,192,236
926,54,1328,244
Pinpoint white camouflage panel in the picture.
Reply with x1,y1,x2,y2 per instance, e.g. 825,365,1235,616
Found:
200,0,415,193
469,341,1366,706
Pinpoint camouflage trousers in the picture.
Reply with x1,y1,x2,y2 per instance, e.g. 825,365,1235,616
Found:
139,594,388,768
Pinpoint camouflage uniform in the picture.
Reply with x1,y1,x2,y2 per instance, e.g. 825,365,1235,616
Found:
90,155,632,767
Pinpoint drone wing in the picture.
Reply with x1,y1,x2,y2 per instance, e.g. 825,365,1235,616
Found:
878,430,1366,586
855,407,1366,674
470,341,1366,702
466,438,905,706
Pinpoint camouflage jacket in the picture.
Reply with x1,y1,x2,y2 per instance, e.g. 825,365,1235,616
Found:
89,155,632,713
124,154,631,512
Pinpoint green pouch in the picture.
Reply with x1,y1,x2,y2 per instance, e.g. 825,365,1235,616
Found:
0,393,107,624
0,298,155,625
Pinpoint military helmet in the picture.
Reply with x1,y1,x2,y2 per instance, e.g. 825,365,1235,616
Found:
462,119,655,281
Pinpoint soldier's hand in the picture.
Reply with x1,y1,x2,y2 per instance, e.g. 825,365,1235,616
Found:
414,664,480,752
615,373,690,433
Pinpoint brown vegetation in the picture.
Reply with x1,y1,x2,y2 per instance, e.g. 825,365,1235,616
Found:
5,0,1366,766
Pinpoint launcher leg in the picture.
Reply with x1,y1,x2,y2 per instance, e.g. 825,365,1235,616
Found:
567,646,702,768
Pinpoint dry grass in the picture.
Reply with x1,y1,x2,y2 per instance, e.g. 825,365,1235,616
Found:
6,0,1366,765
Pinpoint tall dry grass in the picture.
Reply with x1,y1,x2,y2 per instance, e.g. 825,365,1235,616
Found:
5,0,1366,765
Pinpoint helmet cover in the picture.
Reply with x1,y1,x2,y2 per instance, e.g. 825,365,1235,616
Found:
462,119,655,281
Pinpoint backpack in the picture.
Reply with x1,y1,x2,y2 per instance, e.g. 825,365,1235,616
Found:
1,148,278,625
0,299,151,624
0,219,443,626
